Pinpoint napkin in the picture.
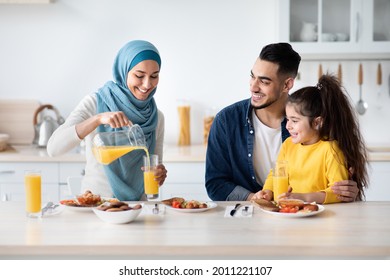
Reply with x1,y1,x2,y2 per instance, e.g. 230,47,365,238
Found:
142,203,166,216
224,205,253,218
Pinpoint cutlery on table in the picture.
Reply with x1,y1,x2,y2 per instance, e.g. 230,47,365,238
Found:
230,203,241,216
41,202,59,216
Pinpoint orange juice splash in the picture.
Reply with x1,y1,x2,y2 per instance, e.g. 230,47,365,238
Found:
93,145,149,165
25,173,41,213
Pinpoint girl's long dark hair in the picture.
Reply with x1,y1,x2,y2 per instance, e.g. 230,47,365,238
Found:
288,74,368,200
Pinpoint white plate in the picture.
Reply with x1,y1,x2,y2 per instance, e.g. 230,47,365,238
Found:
60,197,116,212
165,202,217,213
259,204,325,218
60,203,97,212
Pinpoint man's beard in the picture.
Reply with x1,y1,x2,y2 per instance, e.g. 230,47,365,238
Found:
251,99,277,110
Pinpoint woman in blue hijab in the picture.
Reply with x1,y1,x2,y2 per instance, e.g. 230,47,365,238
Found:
47,40,167,201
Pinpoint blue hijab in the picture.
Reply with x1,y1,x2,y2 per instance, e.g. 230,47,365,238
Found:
96,40,161,201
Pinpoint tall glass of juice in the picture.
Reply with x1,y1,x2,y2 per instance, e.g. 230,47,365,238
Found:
143,154,159,200
24,170,42,218
273,161,288,202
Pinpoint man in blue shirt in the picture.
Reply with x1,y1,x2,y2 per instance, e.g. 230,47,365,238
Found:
205,43,359,201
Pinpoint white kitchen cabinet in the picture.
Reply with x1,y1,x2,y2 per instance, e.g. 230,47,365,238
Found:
160,162,210,201
278,0,390,59
365,161,390,201
0,162,59,202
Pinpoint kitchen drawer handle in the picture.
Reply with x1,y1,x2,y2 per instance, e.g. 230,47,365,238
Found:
0,170,16,175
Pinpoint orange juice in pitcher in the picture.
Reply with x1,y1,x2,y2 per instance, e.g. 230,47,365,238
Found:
92,124,148,164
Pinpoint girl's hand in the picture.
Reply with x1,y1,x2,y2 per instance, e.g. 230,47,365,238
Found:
278,186,293,200
98,111,132,128
251,190,273,201
154,164,168,186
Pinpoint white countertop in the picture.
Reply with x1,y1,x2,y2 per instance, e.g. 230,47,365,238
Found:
0,144,389,162
0,201,389,259
0,144,207,163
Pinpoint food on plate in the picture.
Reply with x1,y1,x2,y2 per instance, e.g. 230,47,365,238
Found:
253,198,320,214
278,198,305,208
278,198,305,213
251,198,279,212
162,197,208,209
302,203,319,212
76,190,102,205
96,201,142,212
161,197,185,206
60,190,116,207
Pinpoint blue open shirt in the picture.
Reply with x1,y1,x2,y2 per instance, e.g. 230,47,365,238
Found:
205,98,290,201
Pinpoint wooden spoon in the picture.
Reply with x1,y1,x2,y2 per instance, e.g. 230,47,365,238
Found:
376,63,382,109
337,63,342,83
377,63,382,86
318,63,323,80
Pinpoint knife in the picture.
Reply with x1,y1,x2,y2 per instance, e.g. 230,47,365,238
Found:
230,203,241,216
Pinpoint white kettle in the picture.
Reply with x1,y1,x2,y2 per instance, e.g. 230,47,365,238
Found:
33,104,65,147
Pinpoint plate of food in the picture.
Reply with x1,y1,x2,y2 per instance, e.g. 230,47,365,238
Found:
60,190,118,212
162,197,217,213
252,198,325,218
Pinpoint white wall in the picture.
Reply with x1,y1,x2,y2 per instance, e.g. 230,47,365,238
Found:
0,0,389,146
0,0,277,145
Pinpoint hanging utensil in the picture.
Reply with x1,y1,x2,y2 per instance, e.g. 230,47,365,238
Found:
318,63,323,80
356,63,368,115
376,63,382,109
337,63,342,83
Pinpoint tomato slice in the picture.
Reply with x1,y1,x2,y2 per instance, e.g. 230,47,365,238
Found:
172,201,181,208
279,205,299,213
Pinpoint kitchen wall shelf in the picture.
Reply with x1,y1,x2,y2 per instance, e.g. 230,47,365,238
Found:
278,0,390,60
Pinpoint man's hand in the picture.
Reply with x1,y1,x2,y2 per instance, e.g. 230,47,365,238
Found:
331,180,359,202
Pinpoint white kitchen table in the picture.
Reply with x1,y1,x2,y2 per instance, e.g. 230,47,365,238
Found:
0,201,389,260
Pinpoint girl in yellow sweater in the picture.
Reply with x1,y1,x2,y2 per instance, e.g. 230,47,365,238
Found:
253,75,368,204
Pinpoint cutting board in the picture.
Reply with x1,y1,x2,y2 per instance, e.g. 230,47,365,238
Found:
0,99,40,145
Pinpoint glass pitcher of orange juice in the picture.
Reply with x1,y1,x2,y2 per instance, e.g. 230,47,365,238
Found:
92,124,148,165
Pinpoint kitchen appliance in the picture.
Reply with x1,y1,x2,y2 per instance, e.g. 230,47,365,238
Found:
33,104,65,147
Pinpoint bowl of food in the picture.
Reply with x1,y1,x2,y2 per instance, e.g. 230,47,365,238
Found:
92,201,143,224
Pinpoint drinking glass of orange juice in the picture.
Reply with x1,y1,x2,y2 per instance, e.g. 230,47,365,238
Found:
24,170,42,218
143,154,159,200
273,160,288,202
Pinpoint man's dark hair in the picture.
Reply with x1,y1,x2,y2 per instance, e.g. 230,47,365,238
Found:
259,43,301,78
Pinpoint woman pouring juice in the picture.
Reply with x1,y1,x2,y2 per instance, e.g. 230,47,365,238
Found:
47,40,167,201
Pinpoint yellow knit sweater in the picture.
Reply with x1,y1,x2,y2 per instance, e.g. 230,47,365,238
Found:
263,137,348,204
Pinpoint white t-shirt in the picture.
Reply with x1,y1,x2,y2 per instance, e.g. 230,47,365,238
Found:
252,110,282,185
